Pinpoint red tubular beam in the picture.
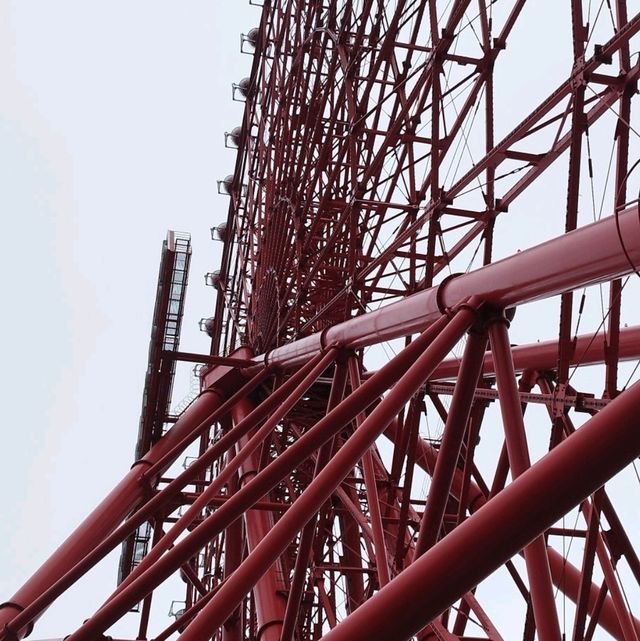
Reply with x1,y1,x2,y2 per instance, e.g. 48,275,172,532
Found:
0,387,225,638
488,317,561,641
383,421,486,513
347,357,391,587
256,207,640,369
384,423,640,641
432,324,640,380
319,380,640,641
231,396,288,641
141,367,270,481
548,550,640,640
280,510,325,641
63,315,454,641
413,328,488,557
588,509,640,641
176,303,477,641
222,454,242,641
569,496,600,641
0,368,271,640
280,363,349,641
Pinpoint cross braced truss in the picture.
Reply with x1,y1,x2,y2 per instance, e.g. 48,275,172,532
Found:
2,2,640,641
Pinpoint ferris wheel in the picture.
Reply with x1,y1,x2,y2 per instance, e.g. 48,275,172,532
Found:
2,3,640,641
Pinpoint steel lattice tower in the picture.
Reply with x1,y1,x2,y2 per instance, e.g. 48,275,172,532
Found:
2,2,640,641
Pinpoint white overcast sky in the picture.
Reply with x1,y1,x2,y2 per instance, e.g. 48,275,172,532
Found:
0,2,257,636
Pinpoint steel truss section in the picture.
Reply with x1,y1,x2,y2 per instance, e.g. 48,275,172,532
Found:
3,2,640,641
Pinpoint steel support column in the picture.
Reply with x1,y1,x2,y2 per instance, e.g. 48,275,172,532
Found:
222,450,242,641
231,394,288,641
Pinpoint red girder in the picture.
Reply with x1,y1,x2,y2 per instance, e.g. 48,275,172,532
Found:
4,3,640,641
251,207,640,369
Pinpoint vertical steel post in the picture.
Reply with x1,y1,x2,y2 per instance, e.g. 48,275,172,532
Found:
488,314,561,641
231,395,288,641
222,451,243,641
176,303,476,641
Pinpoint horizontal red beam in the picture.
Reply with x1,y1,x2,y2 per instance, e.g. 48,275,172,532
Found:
432,324,640,379
245,207,640,370
162,350,253,367
426,382,610,412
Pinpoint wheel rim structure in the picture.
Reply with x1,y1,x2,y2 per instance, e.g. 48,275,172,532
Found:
2,3,640,641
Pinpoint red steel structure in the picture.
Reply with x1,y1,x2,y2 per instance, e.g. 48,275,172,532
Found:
3,2,640,641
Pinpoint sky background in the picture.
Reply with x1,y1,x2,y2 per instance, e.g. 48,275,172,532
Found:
0,2,257,636
0,2,638,640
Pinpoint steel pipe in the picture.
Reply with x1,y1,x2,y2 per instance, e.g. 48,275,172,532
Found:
320,380,640,641
280,363,349,641
348,357,391,587
431,324,640,380
108,349,336,602
258,207,640,369
62,314,454,641
488,317,561,641
413,329,488,557
231,395,288,641
222,452,242,641
0,366,275,641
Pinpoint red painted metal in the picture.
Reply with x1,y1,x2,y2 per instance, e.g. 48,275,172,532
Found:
61,315,456,641
431,324,640,380
176,304,478,641
0,369,274,639
279,362,349,641
256,207,640,369
231,393,288,641
383,419,640,641
413,328,488,557
346,357,391,587
487,316,561,641
319,379,640,641
4,4,640,641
